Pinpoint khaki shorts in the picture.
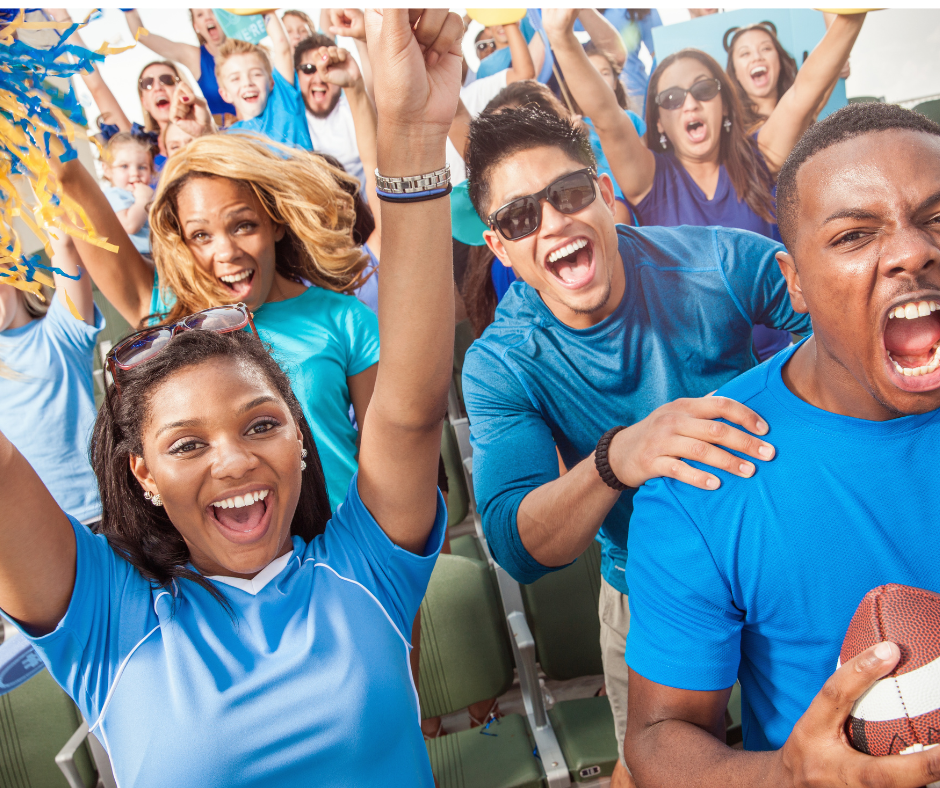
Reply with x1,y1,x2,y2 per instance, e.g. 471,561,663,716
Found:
599,576,631,768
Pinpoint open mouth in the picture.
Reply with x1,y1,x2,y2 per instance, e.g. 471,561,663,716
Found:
219,269,255,298
545,237,595,290
206,22,222,40
154,97,170,108
241,89,260,103
883,298,940,391
685,119,707,143
207,488,272,542
749,65,769,87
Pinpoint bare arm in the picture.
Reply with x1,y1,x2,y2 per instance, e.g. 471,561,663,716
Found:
50,157,154,327
349,363,377,437
448,97,471,160
543,9,656,205
757,13,865,174
49,234,95,324
124,9,201,76
625,645,940,788
47,8,132,132
357,9,463,553
262,11,294,83
518,396,776,567
504,21,535,83
577,8,626,68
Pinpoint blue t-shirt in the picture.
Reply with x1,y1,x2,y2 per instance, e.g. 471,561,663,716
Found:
0,296,103,522
625,341,940,751
148,282,379,512
102,185,150,255
229,70,313,151
462,225,811,594
13,476,446,787
198,44,237,119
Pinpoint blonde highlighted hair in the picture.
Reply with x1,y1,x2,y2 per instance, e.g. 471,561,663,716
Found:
149,133,368,324
214,38,272,84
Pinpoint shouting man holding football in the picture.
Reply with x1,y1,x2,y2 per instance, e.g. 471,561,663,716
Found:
623,102,940,787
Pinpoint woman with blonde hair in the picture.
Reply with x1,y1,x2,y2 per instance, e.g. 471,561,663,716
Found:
52,132,378,512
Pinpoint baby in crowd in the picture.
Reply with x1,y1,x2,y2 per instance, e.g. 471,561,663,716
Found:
100,132,154,257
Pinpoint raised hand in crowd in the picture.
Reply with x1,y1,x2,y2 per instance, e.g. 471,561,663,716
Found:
168,79,216,139
329,7,367,41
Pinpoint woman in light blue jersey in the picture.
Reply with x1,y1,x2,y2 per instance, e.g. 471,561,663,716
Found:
0,10,461,787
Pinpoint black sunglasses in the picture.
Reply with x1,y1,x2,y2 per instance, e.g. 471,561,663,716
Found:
487,168,597,242
106,304,257,395
655,78,721,111
139,73,180,91
476,38,496,54
298,63,319,75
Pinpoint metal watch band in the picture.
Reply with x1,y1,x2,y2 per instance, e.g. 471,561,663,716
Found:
595,425,630,492
374,164,451,195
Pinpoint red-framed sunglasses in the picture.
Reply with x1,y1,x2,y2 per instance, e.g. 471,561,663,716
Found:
105,304,257,394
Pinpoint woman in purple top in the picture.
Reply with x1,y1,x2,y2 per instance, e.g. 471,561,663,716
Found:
544,9,865,358
125,8,237,125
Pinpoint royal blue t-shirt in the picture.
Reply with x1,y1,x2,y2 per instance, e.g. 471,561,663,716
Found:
229,70,313,151
626,341,940,751
462,225,811,594
13,476,446,787
198,44,237,119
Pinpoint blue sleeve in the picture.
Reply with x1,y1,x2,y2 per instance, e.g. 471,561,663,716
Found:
626,478,742,691
715,229,813,336
43,291,104,353
476,47,512,81
340,295,380,377
5,517,157,725
321,473,447,639
102,186,134,212
462,342,572,584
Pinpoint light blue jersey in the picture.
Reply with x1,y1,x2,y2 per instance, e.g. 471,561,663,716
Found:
103,186,151,255
0,296,103,522
15,476,445,787
626,342,940,751
229,69,313,151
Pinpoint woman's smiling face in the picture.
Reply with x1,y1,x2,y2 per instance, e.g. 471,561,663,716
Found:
175,175,285,311
732,29,781,102
130,357,303,579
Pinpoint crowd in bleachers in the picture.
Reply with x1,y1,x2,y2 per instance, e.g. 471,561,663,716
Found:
2,7,940,788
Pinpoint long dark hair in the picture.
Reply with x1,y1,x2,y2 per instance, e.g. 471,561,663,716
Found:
91,330,332,607
724,22,798,132
584,42,629,111
461,245,499,338
644,48,776,224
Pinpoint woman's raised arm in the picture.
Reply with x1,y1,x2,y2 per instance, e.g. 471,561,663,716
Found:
356,9,463,554
124,9,201,76
49,157,155,327
757,12,866,174
543,8,656,205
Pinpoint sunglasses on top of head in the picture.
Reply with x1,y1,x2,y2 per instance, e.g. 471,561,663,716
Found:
139,73,180,92
486,167,598,242
655,78,721,111
106,304,257,395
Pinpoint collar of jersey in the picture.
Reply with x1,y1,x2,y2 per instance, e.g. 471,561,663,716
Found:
208,550,294,596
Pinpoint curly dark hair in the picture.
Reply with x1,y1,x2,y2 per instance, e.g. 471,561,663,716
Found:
723,22,798,132
776,102,940,250
91,329,332,607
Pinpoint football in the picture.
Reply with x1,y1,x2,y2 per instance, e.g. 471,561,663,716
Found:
841,584,940,762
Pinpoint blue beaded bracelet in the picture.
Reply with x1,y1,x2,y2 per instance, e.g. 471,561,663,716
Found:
375,184,452,204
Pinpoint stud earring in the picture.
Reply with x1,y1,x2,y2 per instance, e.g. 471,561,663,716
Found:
659,133,668,150
723,117,732,133
151,493,163,507
143,491,152,501
299,440,307,471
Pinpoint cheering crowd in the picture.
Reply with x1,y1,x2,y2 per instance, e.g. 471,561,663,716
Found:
2,6,940,788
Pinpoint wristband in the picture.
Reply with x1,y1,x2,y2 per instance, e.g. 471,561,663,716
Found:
595,425,631,491
375,184,453,204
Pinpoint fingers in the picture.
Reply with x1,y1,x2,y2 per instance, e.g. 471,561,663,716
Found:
652,436,756,485
410,9,463,66
685,396,771,439
806,642,900,734
676,415,775,466
651,457,725,491
854,744,940,788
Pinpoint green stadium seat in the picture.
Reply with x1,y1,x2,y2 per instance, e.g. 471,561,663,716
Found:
914,98,940,125
441,420,469,529
418,554,546,788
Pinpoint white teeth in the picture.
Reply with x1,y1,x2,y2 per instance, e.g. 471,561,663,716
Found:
890,341,940,378
220,270,252,284
210,489,269,509
888,300,940,319
547,238,588,265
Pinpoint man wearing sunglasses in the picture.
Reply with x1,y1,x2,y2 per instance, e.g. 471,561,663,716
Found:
462,106,810,785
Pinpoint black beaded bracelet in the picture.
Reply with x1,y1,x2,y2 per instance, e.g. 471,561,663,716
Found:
595,425,630,491
375,184,453,204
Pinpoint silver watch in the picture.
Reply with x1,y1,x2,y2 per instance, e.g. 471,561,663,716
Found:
375,165,451,194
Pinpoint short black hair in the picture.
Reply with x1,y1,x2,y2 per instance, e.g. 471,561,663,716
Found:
293,33,339,73
466,107,595,221
777,102,940,249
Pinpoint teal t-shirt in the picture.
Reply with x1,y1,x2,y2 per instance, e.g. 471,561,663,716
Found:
150,283,379,510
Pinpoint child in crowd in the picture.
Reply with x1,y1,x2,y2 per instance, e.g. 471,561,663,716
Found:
219,13,313,150
100,132,154,257
0,236,103,529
